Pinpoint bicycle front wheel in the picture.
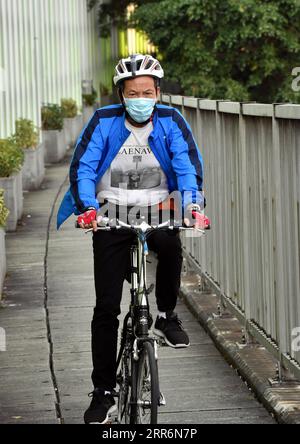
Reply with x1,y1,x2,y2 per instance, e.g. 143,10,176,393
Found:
135,341,159,424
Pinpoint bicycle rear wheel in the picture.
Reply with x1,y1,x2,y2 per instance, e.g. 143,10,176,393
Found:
135,341,159,424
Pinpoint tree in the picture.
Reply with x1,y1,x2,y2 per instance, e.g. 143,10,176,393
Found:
87,0,152,37
91,0,300,103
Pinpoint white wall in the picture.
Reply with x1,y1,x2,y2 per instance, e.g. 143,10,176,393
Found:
0,0,101,138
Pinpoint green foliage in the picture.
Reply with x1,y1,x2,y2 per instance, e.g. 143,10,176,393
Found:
100,83,110,96
87,0,98,11
86,0,154,37
87,0,131,37
0,189,9,228
12,119,39,149
41,104,64,131
139,0,300,102
0,139,25,178
98,0,300,103
61,98,78,118
82,87,98,106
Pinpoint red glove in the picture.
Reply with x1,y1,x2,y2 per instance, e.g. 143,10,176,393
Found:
77,209,97,227
191,211,211,230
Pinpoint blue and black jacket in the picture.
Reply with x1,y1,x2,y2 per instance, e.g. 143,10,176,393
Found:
56,104,204,229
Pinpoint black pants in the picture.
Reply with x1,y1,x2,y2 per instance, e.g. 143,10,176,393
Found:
91,219,183,390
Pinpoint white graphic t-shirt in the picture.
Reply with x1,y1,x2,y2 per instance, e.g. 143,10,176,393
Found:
96,120,169,206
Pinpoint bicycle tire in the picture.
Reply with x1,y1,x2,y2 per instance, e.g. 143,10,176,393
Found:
129,356,138,424
134,341,159,424
118,341,139,424
117,358,130,424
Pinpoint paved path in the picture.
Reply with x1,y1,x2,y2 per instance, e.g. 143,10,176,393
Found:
0,154,276,424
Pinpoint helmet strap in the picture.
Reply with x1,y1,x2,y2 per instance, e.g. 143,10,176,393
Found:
118,88,125,104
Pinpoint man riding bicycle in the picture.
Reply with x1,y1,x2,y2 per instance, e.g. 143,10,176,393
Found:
57,54,209,424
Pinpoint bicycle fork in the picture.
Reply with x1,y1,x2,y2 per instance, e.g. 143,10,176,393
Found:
131,236,150,337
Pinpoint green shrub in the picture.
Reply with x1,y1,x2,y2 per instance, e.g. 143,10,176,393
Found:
82,87,97,107
0,139,24,178
100,83,110,97
41,104,64,131
12,118,39,149
61,98,78,118
0,189,9,228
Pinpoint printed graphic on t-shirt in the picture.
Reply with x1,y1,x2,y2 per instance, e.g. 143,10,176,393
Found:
111,167,162,190
111,144,162,190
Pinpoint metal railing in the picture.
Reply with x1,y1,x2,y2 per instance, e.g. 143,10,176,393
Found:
161,93,300,380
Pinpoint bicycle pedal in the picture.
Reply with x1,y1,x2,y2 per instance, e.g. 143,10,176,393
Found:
111,390,119,398
105,412,118,425
145,283,154,295
155,336,167,347
159,391,166,406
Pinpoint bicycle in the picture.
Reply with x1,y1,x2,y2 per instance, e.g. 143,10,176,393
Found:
82,217,205,424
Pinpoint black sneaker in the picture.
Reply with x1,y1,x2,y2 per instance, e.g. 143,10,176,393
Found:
153,311,190,348
84,388,117,424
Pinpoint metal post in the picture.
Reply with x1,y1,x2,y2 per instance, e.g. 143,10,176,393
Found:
272,103,288,379
181,96,185,117
215,100,228,312
238,103,252,343
196,99,207,273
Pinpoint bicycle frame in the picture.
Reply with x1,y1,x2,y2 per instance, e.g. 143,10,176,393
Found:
117,222,159,372
82,218,203,423
115,223,161,424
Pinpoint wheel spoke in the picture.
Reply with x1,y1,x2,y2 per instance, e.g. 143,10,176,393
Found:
118,352,133,424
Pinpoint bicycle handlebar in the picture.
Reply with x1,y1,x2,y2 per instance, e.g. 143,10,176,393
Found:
75,217,203,234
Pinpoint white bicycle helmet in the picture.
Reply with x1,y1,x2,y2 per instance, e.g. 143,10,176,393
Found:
113,54,164,86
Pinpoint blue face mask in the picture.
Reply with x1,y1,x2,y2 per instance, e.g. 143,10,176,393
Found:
124,97,156,123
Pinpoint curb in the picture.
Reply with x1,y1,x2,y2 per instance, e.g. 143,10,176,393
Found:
180,275,300,424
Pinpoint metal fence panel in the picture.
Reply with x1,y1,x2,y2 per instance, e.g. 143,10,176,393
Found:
161,95,300,376
278,119,300,363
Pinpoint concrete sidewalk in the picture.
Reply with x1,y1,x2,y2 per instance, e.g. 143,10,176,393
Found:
0,154,276,424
